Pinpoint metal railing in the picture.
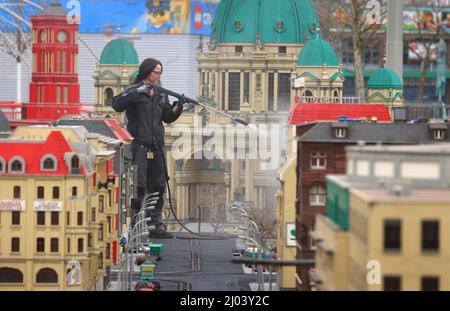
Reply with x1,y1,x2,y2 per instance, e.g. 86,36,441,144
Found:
394,104,450,121
0,103,95,121
298,96,364,104
118,191,159,291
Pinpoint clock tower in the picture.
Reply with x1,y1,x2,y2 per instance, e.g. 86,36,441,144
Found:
28,1,81,120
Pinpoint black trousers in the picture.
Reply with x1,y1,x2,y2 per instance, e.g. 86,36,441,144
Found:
130,142,168,230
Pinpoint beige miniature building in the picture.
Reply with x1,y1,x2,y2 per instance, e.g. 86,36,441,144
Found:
314,144,450,291
292,37,344,100
367,67,405,114
0,126,119,290
276,156,297,290
93,38,139,120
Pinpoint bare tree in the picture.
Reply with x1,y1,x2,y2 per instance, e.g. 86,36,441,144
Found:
314,0,387,99
209,214,224,233
0,0,49,103
246,204,276,241
405,0,447,102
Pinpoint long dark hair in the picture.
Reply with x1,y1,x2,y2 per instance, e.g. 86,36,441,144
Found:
132,58,163,84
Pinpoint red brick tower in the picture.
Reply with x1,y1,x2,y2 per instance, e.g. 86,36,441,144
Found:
28,1,80,120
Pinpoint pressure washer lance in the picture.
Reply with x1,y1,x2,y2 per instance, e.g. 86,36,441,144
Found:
147,83,250,126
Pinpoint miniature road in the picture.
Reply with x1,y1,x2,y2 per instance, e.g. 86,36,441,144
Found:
153,234,255,291
109,233,256,291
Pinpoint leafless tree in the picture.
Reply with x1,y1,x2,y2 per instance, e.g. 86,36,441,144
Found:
0,0,49,102
314,0,387,100
209,214,224,233
246,204,276,241
405,0,448,101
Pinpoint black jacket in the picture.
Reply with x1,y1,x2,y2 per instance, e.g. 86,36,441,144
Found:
112,82,182,146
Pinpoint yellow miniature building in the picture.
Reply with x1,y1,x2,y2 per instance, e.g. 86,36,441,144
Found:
0,126,119,290
276,156,297,290
315,144,450,291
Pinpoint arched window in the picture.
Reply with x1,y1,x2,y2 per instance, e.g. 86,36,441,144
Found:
77,238,84,253
13,186,21,199
36,268,58,284
37,186,45,199
57,86,61,103
104,88,114,106
0,268,23,283
310,151,327,169
71,155,80,174
309,184,326,206
42,155,57,171
77,212,83,226
333,90,339,97
9,157,25,173
52,186,60,199
105,243,110,260
98,252,103,269
303,90,313,97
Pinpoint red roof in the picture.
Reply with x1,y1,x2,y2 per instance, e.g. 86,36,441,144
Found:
288,103,392,125
0,131,86,175
104,119,133,142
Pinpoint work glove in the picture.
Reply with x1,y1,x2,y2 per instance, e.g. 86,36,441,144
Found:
174,95,186,109
135,84,153,96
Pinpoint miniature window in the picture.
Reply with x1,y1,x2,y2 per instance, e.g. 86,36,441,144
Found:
309,184,326,206
36,268,58,284
71,155,80,174
275,21,286,32
433,130,445,140
335,128,347,138
310,151,327,169
9,157,25,173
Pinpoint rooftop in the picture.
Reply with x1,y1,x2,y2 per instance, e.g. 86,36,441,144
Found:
352,186,450,204
298,122,448,144
289,103,391,125
57,118,133,143
211,0,320,44
99,38,139,65
0,131,87,176
347,143,450,155
297,37,339,66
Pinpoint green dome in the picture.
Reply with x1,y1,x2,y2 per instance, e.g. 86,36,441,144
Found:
100,38,139,65
368,68,403,89
298,37,339,66
211,0,320,44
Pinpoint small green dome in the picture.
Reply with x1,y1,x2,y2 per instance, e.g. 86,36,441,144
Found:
368,68,403,89
298,37,339,66
211,0,320,44
100,38,139,65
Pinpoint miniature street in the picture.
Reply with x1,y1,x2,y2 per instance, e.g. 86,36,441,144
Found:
108,226,272,291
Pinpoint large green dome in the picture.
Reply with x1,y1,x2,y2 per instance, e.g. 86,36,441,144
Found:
298,37,339,66
211,0,320,44
100,38,139,65
368,68,403,89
